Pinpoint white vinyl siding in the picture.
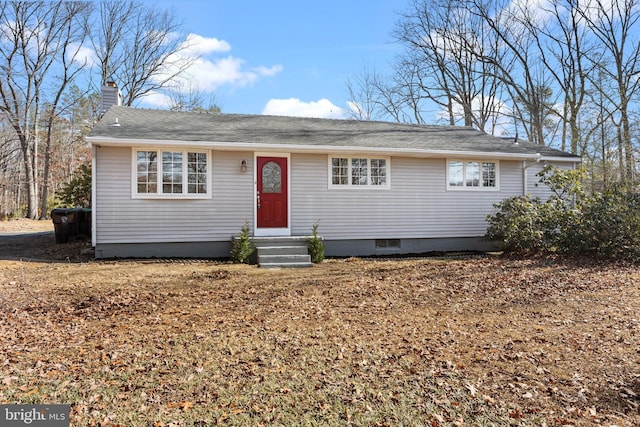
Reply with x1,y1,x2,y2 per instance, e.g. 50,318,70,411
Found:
292,154,522,240
525,161,575,199
96,147,567,246
95,146,253,244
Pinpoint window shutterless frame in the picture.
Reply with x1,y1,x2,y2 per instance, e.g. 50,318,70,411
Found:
131,148,212,199
328,155,390,189
446,159,500,191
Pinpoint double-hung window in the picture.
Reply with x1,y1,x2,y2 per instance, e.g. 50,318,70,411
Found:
329,156,390,188
134,149,210,198
447,160,498,190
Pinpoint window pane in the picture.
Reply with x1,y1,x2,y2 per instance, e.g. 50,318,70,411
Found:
370,159,386,185
136,151,157,193
466,161,480,186
331,157,348,185
449,161,463,186
162,152,183,193
187,152,207,194
482,162,496,187
351,158,368,185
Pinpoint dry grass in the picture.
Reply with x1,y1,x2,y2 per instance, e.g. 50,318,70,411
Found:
1,222,639,426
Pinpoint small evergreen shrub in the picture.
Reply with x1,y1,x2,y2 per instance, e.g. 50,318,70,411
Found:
231,221,254,264
307,221,324,263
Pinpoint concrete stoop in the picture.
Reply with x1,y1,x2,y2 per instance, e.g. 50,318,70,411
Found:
253,236,313,268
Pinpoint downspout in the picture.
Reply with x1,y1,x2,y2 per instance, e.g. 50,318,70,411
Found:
522,153,542,195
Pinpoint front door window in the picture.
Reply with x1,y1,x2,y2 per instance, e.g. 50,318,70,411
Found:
262,161,282,193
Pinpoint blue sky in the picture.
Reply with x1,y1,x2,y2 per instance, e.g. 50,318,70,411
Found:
144,0,402,118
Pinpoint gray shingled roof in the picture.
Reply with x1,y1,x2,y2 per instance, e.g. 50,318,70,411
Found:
88,106,579,159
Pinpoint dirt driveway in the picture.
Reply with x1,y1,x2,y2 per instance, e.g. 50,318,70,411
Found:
0,219,89,261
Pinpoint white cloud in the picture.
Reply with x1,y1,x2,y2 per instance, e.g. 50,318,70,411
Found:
142,33,283,108
68,42,99,67
180,33,231,56
262,98,346,119
173,34,283,90
138,91,172,108
179,56,283,92
253,65,283,77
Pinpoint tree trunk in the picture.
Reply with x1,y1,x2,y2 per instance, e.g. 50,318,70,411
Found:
39,140,52,219
21,144,38,219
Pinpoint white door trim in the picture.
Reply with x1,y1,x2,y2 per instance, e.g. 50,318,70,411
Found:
254,152,291,237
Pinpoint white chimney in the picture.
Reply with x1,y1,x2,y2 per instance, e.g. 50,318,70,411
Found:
101,81,122,113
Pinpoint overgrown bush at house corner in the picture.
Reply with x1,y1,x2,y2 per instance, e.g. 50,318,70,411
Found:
307,221,324,263
231,221,255,264
486,165,640,262
58,163,92,208
485,195,547,252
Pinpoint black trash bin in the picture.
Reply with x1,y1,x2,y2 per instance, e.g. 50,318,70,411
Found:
78,208,92,238
51,208,80,244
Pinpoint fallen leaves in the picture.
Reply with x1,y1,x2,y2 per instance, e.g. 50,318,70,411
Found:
0,243,639,425
166,401,194,411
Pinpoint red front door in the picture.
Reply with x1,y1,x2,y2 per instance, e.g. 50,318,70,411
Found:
257,156,288,228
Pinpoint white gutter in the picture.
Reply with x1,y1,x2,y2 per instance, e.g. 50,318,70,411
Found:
86,136,551,161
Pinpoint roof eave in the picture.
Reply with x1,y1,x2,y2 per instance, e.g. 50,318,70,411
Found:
86,136,570,161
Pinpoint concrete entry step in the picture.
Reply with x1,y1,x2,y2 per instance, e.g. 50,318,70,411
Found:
253,236,313,268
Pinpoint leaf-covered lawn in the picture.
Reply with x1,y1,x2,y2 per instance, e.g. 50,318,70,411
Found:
1,253,639,426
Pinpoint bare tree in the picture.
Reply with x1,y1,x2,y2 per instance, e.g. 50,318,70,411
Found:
576,0,640,184
0,124,21,218
346,65,412,122
580,69,618,190
165,81,221,113
467,0,559,145
39,3,92,218
346,67,380,121
517,0,594,153
90,0,197,106
0,1,90,219
371,0,520,133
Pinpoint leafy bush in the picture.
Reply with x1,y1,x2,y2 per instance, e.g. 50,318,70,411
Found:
572,188,640,261
58,163,92,208
486,166,640,262
231,221,255,264
485,195,546,251
307,221,324,263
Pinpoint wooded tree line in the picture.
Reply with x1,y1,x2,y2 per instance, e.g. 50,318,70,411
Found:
2,0,638,220
0,0,198,219
348,0,640,189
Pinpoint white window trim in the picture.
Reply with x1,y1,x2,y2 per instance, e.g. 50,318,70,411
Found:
131,148,212,199
446,159,500,191
327,155,391,189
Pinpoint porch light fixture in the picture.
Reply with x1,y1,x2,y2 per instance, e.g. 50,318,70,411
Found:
240,159,247,173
